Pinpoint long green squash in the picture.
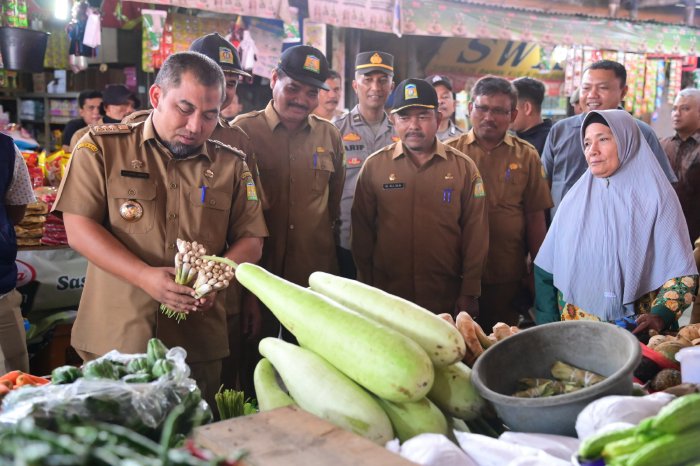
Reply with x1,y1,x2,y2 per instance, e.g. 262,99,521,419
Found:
253,358,296,411
308,271,466,366
427,362,484,421
259,337,394,445
375,396,449,442
236,263,434,402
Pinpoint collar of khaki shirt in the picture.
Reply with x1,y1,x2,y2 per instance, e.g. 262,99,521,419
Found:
463,128,516,150
140,112,213,162
392,138,448,161
264,100,315,133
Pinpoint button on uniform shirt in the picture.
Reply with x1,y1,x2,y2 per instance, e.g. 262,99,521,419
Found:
448,131,552,284
334,106,396,250
542,113,676,216
661,131,700,242
437,119,464,142
234,102,345,285
53,115,268,362
351,140,488,314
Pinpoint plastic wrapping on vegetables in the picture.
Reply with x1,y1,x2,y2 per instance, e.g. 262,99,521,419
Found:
0,346,211,436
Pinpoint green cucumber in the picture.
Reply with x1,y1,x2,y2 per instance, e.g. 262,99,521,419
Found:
375,396,449,442
259,337,394,445
253,358,296,411
308,272,466,367
427,362,484,421
236,263,434,402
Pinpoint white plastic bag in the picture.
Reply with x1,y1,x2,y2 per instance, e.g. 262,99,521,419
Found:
499,432,580,461
455,431,570,466
387,433,477,466
82,12,101,48
575,392,675,439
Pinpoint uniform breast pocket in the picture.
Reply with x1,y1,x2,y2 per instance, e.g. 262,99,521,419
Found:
504,171,527,205
311,152,335,193
187,187,232,242
107,179,157,234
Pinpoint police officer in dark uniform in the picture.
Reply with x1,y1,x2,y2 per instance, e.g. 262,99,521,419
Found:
334,51,396,278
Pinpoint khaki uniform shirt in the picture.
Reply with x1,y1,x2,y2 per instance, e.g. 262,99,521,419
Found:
53,115,268,362
448,130,552,284
121,110,268,210
334,106,397,250
351,140,489,314
233,102,345,286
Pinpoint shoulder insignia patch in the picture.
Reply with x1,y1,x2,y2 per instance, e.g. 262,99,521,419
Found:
352,113,362,122
90,124,131,135
75,141,99,153
242,171,258,201
473,176,486,198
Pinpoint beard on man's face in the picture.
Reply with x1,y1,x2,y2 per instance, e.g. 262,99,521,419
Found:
162,139,201,159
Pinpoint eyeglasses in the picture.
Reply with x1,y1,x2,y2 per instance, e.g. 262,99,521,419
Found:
471,104,511,117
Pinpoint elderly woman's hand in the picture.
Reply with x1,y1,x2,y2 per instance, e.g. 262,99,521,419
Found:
631,313,666,335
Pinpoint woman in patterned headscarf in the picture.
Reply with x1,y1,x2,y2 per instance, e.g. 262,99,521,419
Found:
534,109,698,334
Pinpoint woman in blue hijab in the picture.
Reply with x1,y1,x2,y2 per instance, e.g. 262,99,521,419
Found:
534,109,698,334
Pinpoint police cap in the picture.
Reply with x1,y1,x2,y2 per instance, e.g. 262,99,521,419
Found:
355,51,394,75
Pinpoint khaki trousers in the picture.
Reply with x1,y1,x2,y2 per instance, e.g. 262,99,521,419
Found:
0,289,29,374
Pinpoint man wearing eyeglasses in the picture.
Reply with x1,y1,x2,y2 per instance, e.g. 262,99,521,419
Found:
447,76,552,330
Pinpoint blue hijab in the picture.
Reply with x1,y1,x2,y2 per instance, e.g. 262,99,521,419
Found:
535,109,697,321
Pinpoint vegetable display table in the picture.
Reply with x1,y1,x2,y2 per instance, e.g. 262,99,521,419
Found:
194,406,416,466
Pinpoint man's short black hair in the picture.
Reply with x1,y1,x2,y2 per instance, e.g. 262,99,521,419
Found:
327,69,341,81
78,90,102,109
513,77,545,110
154,52,226,103
586,60,627,87
471,75,518,110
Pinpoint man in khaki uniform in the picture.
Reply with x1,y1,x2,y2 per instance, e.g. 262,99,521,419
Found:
53,52,268,406
234,45,345,288
334,51,396,278
233,45,344,393
447,76,552,330
352,78,488,316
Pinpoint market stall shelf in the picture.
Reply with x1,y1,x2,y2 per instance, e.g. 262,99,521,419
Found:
194,406,416,466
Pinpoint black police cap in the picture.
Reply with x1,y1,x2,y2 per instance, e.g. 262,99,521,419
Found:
355,51,394,75
190,33,252,78
391,78,438,114
102,84,133,106
277,45,330,90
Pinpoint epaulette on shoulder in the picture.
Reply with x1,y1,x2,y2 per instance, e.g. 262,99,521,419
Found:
209,139,247,160
89,123,132,136
122,109,151,124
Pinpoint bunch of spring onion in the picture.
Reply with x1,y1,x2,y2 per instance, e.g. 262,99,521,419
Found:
160,239,235,322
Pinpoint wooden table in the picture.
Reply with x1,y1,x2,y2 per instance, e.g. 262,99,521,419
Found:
194,406,416,465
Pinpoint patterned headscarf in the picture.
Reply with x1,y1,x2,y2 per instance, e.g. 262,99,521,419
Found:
535,109,697,321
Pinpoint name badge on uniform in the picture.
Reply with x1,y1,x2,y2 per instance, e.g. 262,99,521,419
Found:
120,170,149,179
383,182,405,190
